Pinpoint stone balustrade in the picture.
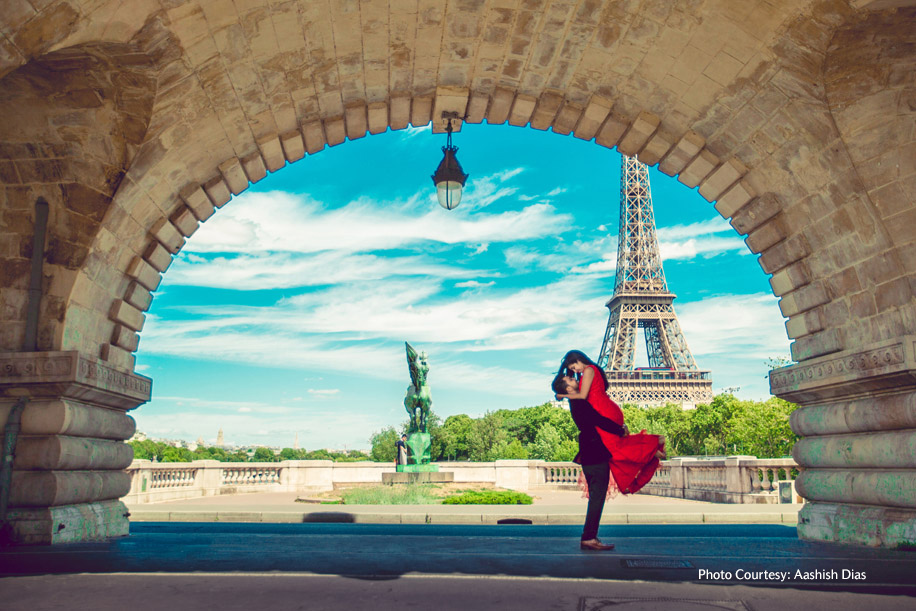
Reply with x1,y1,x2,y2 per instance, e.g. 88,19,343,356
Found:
124,456,800,505
640,456,800,504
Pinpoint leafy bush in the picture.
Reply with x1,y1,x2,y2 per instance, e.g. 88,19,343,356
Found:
442,490,533,505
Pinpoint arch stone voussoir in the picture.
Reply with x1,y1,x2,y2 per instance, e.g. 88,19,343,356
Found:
1,0,914,547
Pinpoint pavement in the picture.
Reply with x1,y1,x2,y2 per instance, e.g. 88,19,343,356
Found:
124,489,803,525
2,492,914,610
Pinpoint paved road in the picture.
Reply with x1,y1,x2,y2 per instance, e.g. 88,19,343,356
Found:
1,522,914,610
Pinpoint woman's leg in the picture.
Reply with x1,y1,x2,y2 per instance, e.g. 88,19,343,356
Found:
581,462,610,541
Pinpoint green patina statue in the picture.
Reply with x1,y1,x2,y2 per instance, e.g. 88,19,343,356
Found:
404,342,431,434
402,342,435,470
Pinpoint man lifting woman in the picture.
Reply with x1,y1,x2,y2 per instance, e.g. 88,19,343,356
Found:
552,350,665,551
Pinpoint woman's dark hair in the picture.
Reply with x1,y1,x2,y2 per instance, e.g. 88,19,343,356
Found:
558,350,609,386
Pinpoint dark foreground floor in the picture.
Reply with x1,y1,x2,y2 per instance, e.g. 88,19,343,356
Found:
1,523,914,610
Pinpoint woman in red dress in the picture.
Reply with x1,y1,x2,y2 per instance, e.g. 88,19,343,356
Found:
555,350,666,496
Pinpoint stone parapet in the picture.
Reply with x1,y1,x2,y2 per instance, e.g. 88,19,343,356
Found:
639,457,799,505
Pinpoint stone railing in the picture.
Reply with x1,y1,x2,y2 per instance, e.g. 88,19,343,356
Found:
539,462,582,488
124,456,800,505
640,456,801,504
125,459,542,504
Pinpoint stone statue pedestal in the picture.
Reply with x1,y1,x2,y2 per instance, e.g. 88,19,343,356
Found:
382,470,454,485
405,432,431,465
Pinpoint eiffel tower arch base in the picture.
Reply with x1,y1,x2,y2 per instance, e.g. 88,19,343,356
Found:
607,371,713,407
771,337,916,548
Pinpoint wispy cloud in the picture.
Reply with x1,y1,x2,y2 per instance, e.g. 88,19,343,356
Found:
398,123,432,139
657,218,747,260
185,189,569,255
676,293,789,360
167,251,486,290
308,388,340,397
455,280,495,289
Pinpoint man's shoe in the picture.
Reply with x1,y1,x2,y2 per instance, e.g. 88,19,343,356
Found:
580,538,615,551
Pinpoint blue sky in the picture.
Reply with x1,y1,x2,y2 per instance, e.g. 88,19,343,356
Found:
132,123,791,451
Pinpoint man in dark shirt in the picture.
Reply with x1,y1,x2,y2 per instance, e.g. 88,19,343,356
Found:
395,434,408,469
552,374,627,551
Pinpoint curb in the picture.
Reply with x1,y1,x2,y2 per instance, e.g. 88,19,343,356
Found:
128,511,799,525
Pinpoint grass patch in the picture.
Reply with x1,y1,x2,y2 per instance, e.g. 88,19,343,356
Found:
442,490,533,505
338,484,441,505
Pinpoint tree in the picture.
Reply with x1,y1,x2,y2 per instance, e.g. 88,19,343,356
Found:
369,427,400,462
279,447,302,461
252,447,277,462
439,414,474,461
529,423,561,460
468,412,507,461
496,439,529,459
727,397,798,457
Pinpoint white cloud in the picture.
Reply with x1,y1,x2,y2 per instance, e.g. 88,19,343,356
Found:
459,168,524,210
398,123,432,139
675,293,789,360
659,236,747,260
455,280,495,289
656,218,747,260
656,217,733,241
308,389,340,397
572,257,616,274
139,273,612,379
166,250,485,290
185,191,569,256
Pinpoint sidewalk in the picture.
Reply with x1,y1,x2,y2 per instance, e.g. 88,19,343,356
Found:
126,490,802,525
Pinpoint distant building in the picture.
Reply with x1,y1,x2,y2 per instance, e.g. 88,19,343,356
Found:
216,428,225,447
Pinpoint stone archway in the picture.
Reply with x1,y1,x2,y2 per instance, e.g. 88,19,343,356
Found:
0,0,913,546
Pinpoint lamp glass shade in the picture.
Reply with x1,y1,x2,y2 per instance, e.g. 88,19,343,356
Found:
431,145,468,211
436,180,464,210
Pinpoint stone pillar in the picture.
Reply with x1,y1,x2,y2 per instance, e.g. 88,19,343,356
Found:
771,336,916,547
195,460,223,497
494,459,531,491
724,456,756,496
667,458,686,497
0,351,151,545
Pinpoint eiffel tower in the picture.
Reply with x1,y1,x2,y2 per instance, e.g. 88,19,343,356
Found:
596,155,713,406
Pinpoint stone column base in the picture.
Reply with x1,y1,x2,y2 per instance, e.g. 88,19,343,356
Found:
797,501,916,549
0,351,150,546
2,500,129,545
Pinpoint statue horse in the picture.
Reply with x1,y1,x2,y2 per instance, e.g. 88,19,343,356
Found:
404,342,431,434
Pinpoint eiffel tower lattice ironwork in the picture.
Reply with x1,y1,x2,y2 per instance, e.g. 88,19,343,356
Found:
597,155,713,406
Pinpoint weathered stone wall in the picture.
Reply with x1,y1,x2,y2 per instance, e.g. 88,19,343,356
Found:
1,0,914,546
0,0,910,370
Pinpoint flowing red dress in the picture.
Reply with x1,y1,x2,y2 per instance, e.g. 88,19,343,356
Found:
580,364,664,496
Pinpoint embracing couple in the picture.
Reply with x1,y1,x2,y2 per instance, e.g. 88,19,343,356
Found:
552,350,666,551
